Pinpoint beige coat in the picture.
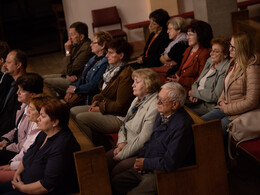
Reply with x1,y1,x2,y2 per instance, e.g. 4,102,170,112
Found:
218,53,260,120
117,93,158,160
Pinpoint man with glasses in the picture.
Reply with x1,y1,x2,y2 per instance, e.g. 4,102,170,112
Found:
44,21,93,98
112,82,195,195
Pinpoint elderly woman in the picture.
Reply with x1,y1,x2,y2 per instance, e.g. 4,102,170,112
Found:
131,9,170,69
106,68,161,177
0,95,48,184
0,98,80,194
187,36,230,116
64,31,112,106
202,32,260,140
167,20,213,91
152,17,190,83
71,39,134,143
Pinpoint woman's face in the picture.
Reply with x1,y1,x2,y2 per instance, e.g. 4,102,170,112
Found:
37,107,55,131
149,18,161,34
132,76,147,99
27,103,40,122
210,44,226,64
17,86,34,105
106,48,123,66
229,38,236,59
91,36,103,55
186,30,198,47
167,23,180,40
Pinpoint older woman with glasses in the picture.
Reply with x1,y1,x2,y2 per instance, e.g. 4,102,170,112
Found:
167,20,213,91
64,31,112,106
187,36,230,116
106,68,161,177
202,32,260,145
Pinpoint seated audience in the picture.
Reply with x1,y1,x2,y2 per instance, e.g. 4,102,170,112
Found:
152,17,190,83
106,68,161,177
64,31,112,106
167,20,213,91
0,50,27,136
44,21,93,98
0,98,80,195
0,95,48,183
131,9,170,69
202,32,260,142
187,36,230,116
112,82,194,195
0,73,43,165
71,39,134,142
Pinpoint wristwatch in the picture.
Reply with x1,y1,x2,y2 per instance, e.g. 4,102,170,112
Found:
66,50,70,55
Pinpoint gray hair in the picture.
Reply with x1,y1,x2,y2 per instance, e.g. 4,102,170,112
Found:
167,17,189,32
161,82,186,107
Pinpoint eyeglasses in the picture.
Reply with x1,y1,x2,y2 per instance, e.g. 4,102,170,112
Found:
229,43,235,51
210,49,222,54
91,41,98,45
186,32,196,37
156,95,171,105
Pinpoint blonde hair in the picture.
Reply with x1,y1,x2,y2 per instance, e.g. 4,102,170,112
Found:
132,68,161,94
231,32,254,80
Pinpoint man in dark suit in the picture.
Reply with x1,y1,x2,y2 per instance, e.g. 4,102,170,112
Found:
0,49,27,136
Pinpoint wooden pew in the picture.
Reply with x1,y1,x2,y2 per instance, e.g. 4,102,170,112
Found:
155,107,229,195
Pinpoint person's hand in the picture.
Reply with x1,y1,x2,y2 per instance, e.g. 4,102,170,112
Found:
113,142,127,158
88,106,100,112
166,74,179,83
11,180,24,191
216,100,227,112
0,140,8,150
134,158,145,174
12,171,22,183
189,96,198,103
136,56,143,64
64,40,72,53
64,92,73,103
0,165,11,171
66,85,76,94
66,75,78,82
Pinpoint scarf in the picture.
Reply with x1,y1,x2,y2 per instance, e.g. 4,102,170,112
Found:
103,62,126,84
163,32,187,54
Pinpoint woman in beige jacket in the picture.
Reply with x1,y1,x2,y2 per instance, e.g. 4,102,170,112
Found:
106,68,161,177
202,32,260,139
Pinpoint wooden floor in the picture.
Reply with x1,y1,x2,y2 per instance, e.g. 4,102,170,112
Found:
27,49,260,195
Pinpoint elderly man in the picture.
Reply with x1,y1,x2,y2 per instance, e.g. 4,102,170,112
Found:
44,21,93,98
112,82,195,195
0,50,27,136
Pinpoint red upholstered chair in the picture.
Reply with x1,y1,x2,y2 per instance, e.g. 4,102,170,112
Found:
91,6,127,40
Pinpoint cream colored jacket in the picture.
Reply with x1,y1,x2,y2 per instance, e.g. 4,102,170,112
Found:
218,53,260,120
117,92,158,160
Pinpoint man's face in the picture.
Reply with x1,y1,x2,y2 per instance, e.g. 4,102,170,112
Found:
69,28,83,45
157,88,175,116
3,51,18,76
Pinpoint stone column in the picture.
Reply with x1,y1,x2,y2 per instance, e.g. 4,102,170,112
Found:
193,0,237,37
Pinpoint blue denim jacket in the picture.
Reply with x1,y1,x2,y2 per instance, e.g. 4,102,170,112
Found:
139,107,195,172
72,55,108,103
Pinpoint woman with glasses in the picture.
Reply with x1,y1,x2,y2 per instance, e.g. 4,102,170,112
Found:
187,36,230,116
64,31,112,106
70,39,134,143
202,32,260,142
106,68,161,177
167,20,213,91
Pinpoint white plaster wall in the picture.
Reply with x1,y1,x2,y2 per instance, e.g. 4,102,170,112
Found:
62,0,151,41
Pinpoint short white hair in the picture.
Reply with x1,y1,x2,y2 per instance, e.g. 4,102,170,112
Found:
161,82,186,107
